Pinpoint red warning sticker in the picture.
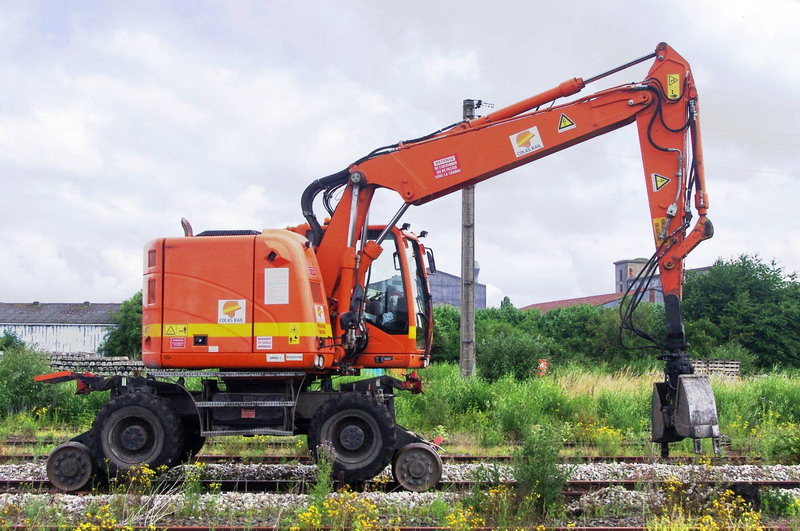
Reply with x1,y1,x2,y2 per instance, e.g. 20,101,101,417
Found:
432,154,462,179
170,337,186,349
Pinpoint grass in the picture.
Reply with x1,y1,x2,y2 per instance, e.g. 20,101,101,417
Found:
396,363,800,462
7,358,800,462
4,360,800,528
6,346,800,527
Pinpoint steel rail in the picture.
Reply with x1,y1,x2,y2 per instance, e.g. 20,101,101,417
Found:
2,477,799,495
0,453,752,465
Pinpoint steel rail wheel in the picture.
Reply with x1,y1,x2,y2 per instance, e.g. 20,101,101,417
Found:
308,393,396,483
46,441,95,492
91,393,184,476
392,442,442,492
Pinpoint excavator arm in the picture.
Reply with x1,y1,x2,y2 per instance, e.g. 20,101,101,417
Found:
303,42,719,454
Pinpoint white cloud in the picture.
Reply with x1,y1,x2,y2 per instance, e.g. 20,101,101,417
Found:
0,0,797,309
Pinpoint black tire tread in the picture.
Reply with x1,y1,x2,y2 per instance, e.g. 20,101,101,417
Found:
308,393,396,483
90,392,184,476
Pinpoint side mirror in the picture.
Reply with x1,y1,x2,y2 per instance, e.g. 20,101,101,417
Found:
426,248,437,275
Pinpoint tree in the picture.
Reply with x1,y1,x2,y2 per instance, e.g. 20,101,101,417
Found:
0,331,24,351
431,305,460,363
98,292,143,359
683,254,800,367
476,319,555,381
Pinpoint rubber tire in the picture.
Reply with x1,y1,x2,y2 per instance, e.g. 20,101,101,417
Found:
308,393,396,483
91,393,184,476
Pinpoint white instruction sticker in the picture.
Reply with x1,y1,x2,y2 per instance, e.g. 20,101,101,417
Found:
256,336,273,350
432,154,462,179
264,268,289,304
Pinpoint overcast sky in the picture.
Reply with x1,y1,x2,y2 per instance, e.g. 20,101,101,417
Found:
1,1,798,307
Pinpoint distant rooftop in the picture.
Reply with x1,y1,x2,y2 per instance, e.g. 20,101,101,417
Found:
0,302,122,325
521,292,624,314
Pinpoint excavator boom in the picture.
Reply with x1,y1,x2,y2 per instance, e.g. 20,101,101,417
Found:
304,42,719,454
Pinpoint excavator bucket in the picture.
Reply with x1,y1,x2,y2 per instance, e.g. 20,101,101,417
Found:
674,375,720,439
652,374,720,454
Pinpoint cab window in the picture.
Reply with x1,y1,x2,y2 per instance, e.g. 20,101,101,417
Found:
364,234,408,335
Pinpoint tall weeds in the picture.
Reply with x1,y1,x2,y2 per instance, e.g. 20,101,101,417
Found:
396,363,800,460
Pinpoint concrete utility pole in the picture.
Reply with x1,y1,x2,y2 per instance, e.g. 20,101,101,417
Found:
459,99,477,377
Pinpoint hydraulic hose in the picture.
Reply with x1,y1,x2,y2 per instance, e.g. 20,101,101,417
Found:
301,168,350,246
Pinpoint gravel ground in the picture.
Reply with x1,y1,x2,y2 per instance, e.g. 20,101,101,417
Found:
0,490,462,528
1,462,798,528
4,461,800,483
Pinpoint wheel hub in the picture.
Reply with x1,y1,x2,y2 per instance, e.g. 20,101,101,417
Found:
392,443,443,492
58,455,80,477
406,458,428,479
120,425,148,451
339,425,365,451
399,453,431,485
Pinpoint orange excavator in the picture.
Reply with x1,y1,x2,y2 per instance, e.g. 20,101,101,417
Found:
38,42,719,492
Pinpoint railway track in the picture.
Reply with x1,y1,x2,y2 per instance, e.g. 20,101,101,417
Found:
0,452,753,465
1,459,797,530
0,527,789,531
2,476,799,495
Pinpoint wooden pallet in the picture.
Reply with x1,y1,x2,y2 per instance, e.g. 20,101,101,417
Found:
692,358,740,378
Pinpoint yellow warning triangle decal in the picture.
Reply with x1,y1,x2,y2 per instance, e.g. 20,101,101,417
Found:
652,173,671,191
558,113,576,132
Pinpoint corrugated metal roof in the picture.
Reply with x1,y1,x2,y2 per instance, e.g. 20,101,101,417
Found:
521,293,625,314
0,302,122,325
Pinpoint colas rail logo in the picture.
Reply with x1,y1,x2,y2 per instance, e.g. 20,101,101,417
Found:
222,301,240,317
218,299,246,324
509,126,544,158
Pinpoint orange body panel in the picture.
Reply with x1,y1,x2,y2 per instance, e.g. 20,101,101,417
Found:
144,226,428,371
142,229,337,369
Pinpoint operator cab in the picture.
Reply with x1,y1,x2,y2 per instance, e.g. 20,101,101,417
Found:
362,227,433,358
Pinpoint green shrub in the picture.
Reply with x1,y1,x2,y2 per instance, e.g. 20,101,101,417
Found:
0,346,106,424
707,341,757,375
513,424,570,516
683,254,800,368
476,321,555,381
98,291,142,359
761,488,800,517
596,388,650,434
491,376,573,441
0,347,56,414
0,331,25,351
431,305,460,363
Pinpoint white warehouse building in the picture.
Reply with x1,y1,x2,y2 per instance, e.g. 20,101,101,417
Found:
0,302,120,354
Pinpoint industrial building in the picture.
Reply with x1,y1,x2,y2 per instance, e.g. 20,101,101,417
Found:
0,302,120,353
523,259,710,313
428,262,487,309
